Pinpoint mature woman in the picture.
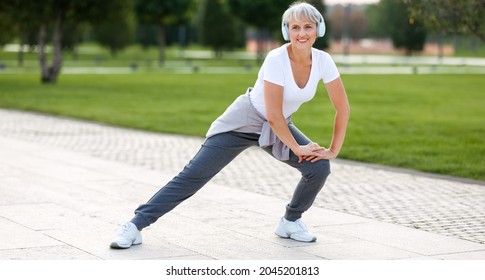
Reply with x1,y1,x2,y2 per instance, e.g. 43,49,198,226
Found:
110,1,350,249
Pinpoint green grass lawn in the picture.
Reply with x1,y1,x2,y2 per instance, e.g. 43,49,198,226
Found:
0,73,484,181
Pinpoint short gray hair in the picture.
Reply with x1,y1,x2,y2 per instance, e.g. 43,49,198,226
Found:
282,2,323,25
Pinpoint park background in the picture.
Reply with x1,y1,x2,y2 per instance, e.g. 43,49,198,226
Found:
0,0,484,182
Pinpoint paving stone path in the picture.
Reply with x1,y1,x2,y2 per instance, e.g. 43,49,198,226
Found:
1,109,484,244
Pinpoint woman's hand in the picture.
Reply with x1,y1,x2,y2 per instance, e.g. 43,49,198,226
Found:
298,142,338,162
307,148,338,162
294,142,334,163
293,143,320,163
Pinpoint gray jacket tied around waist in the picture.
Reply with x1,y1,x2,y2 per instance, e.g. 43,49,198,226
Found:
206,88,291,160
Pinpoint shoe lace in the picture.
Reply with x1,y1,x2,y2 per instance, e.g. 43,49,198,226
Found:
117,223,133,236
295,219,309,232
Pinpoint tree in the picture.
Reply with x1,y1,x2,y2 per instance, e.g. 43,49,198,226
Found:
388,0,426,55
135,0,194,65
92,3,135,57
0,1,44,67
377,0,427,55
227,0,292,32
2,0,132,83
404,0,485,42
199,0,239,57
30,0,62,83
228,0,293,59
93,20,134,57
136,24,160,50
365,3,387,38
61,22,89,60
0,6,17,47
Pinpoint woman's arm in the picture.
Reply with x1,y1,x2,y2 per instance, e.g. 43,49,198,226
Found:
264,80,319,163
309,77,350,161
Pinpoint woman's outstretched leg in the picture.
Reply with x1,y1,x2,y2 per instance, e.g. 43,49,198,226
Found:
110,132,259,249
131,132,259,229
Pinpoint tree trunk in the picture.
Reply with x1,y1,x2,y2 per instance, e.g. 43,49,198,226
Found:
38,23,49,82
158,23,166,66
51,11,62,82
17,42,24,67
39,10,63,84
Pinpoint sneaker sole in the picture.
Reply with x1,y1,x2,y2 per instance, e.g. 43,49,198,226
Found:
275,234,317,243
274,228,290,239
110,235,142,249
292,235,317,242
275,230,317,242
110,240,142,249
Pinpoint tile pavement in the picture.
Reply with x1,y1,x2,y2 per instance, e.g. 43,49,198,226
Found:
0,108,485,260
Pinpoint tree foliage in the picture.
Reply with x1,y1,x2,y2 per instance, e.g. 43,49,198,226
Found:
136,24,159,49
227,0,295,59
372,0,426,55
404,0,485,42
199,0,240,57
386,0,426,55
92,2,135,57
134,0,194,64
1,0,132,83
0,6,17,46
365,3,387,38
226,0,329,50
227,0,293,30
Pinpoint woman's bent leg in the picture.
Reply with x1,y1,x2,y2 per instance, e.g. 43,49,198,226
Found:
131,132,259,230
265,124,331,221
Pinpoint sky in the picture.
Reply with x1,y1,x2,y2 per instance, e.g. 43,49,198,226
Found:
325,0,379,5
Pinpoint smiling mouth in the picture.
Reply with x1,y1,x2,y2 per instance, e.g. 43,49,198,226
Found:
297,39,309,43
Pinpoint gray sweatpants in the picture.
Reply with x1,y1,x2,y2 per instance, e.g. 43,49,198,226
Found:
131,123,330,230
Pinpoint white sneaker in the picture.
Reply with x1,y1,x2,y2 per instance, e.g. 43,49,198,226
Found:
275,218,317,242
110,222,142,249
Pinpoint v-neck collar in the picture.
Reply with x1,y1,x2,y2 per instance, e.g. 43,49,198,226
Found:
285,44,314,90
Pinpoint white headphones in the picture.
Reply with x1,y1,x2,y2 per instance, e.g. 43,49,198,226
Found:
281,17,326,41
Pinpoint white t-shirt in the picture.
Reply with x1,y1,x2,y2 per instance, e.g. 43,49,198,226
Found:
249,44,340,118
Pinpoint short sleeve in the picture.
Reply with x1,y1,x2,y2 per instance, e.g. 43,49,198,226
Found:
321,53,340,84
262,55,285,86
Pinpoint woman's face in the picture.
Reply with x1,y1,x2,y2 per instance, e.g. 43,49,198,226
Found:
288,16,317,50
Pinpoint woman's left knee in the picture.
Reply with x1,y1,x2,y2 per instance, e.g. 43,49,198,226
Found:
306,160,331,180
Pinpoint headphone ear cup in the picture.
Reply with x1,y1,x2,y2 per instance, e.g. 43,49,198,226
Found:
317,19,326,37
281,23,289,41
